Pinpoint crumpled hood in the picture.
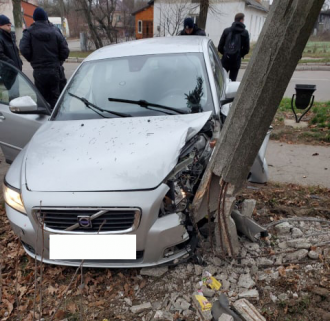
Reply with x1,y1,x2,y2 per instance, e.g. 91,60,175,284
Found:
25,112,212,192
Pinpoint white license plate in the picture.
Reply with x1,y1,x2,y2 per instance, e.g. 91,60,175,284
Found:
50,235,136,260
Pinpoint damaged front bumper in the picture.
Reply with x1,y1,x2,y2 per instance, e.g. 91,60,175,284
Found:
6,183,194,268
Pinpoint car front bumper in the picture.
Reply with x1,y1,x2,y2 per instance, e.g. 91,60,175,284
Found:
6,183,192,268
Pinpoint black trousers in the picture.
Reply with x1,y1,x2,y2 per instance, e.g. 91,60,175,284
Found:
33,68,60,109
221,58,240,82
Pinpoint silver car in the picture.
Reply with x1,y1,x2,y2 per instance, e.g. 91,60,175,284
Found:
0,37,269,267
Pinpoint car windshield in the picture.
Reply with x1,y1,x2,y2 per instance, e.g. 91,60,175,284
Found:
52,53,214,120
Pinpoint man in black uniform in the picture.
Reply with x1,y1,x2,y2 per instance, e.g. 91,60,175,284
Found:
179,17,206,36
20,7,69,108
218,13,250,81
0,15,22,99
0,15,22,70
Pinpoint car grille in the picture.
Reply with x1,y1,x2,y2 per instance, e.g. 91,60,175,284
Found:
33,208,140,233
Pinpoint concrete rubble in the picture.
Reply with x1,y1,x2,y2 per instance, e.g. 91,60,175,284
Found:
218,314,234,321
107,199,330,321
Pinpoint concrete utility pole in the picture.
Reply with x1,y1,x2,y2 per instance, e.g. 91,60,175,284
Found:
192,0,325,256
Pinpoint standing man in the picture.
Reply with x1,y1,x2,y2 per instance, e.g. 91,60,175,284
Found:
179,17,206,36
0,15,22,70
218,13,250,81
20,7,69,109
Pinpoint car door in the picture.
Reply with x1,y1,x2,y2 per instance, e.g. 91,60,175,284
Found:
207,43,226,106
0,61,50,163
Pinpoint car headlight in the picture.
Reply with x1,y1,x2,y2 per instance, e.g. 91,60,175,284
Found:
3,183,26,214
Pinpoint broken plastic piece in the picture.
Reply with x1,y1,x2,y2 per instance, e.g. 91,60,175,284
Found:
211,294,243,321
202,271,222,290
194,294,212,311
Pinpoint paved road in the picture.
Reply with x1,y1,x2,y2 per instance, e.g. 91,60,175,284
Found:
237,70,330,101
266,141,330,188
20,63,330,102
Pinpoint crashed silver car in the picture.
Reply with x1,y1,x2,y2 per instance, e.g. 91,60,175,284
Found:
0,37,270,267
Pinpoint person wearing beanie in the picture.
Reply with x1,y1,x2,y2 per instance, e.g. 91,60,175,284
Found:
0,14,22,70
179,17,206,36
19,7,69,108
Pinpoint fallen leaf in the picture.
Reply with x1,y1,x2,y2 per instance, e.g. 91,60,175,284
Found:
278,267,286,277
54,309,66,320
139,279,147,289
47,285,58,295
67,302,77,313
2,299,14,316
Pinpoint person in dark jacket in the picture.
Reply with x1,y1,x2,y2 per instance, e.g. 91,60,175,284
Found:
0,15,22,71
20,7,70,108
0,15,22,100
218,13,250,81
179,17,206,36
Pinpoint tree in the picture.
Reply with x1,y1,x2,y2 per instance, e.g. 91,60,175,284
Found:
157,0,196,36
12,0,23,42
198,0,209,30
193,0,325,256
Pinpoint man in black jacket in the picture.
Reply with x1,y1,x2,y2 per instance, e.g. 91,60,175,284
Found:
179,18,206,36
0,15,22,100
218,13,250,81
20,7,70,108
0,15,22,71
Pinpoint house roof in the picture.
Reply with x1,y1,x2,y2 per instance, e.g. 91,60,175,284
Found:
131,0,154,16
245,0,269,13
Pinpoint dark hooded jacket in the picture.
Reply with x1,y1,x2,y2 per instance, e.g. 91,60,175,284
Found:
179,25,206,36
19,21,69,69
218,22,250,68
0,29,22,70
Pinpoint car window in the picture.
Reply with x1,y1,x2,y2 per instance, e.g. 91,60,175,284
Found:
208,45,224,100
0,62,38,105
53,53,215,120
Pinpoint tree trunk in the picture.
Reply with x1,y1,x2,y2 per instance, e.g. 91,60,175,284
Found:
12,0,23,43
58,0,66,37
193,0,325,221
198,0,209,30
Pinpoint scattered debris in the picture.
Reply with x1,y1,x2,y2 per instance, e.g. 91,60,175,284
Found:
130,302,152,314
140,266,168,277
233,299,266,321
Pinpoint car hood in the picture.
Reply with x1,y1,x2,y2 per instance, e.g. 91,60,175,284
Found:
25,112,212,192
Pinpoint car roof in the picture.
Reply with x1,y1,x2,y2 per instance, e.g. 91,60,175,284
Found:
84,36,210,62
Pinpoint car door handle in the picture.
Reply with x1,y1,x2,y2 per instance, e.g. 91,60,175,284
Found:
0,114,5,120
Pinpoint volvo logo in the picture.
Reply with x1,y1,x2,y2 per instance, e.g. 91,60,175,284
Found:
77,216,92,228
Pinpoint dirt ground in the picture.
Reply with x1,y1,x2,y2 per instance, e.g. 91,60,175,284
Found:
1,181,329,321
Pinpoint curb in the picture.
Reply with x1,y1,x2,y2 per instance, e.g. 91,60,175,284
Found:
66,57,85,63
240,63,330,71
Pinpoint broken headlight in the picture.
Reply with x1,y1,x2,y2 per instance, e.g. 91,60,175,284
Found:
159,133,212,217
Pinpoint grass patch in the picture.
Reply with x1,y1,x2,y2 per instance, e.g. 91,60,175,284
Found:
69,51,93,58
272,99,330,145
243,40,330,61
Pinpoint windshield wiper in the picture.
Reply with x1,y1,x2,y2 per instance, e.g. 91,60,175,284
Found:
108,98,187,115
69,92,132,117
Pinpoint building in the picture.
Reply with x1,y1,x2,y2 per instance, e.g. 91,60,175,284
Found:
21,1,38,28
315,10,330,34
132,0,154,39
153,0,269,44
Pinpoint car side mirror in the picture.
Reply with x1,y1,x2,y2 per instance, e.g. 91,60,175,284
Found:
9,96,50,115
225,81,240,99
